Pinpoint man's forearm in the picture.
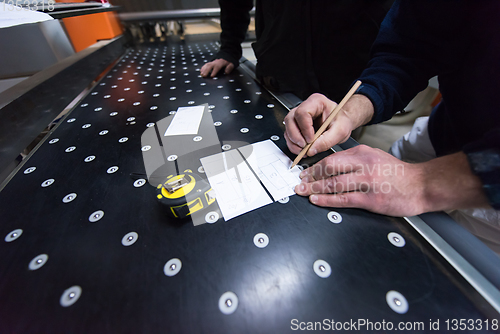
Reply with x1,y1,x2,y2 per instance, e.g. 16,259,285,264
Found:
420,152,490,212
343,94,375,129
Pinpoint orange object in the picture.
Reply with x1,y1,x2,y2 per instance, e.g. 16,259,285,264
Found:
57,0,123,52
431,92,442,107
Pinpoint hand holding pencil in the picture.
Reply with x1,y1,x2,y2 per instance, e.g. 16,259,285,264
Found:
283,81,374,167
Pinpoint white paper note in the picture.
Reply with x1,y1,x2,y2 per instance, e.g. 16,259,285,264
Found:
200,140,301,221
247,140,302,201
200,149,273,221
164,105,204,136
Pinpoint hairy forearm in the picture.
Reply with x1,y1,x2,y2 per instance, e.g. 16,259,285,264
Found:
343,94,375,129
420,152,490,212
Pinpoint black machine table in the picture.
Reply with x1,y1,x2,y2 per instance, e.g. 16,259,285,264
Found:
0,37,499,333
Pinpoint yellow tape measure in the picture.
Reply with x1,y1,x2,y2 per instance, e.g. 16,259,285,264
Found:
156,170,216,218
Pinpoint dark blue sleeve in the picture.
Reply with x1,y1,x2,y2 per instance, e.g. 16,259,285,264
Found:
355,1,500,208
215,0,253,67
357,0,466,124
464,129,500,210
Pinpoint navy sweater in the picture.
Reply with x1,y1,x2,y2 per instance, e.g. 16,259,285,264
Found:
357,0,500,209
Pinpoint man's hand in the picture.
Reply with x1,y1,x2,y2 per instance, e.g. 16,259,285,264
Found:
294,145,490,217
284,93,374,157
200,58,234,78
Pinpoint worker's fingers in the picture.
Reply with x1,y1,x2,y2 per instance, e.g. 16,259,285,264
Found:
284,108,308,153
296,94,338,144
224,62,235,74
307,110,353,156
200,62,215,77
210,62,225,77
293,144,426,217
211,58,232,77
284,130,304,155
299,145,374,180
307,191,371,210
295,172,372,195
284,94,340,156
200,59,232,78
283,102,313,152
292,107,317,146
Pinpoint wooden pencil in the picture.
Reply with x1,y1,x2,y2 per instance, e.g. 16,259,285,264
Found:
290,80,362,168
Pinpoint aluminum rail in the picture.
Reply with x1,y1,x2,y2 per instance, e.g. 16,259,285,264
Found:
0,36,126,183
119,7,255,22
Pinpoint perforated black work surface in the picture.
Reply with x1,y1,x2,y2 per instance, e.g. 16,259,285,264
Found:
0,41,497,333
